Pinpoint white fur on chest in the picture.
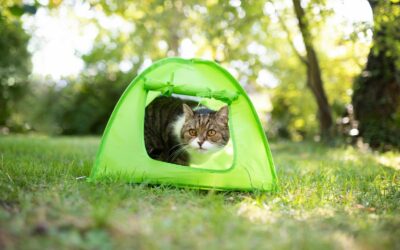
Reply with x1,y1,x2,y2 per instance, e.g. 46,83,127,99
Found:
172,114,185,140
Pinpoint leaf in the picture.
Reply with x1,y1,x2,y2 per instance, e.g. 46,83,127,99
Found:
8,5,24,17
8,4,37,16
23,4,37,14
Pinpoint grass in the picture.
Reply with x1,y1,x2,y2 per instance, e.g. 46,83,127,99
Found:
0,135,399,250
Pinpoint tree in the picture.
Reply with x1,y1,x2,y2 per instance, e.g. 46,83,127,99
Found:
0,13,32,127
23,0,370,138
290,0,334,140
352,0,400,149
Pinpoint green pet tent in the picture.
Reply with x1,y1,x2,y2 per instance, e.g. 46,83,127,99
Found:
90,57,277,191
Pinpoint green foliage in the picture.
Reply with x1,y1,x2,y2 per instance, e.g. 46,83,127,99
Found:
352,0,400,149
27,0,270,135
264,1,369,140
70,0,368,139
0,13,31,129
0,136,399,249
29,71,134,135
372,0,400,76
0,0,378,142
270,84,318,140
59,73,133,135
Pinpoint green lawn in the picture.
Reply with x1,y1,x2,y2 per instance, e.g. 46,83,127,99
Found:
0,135,399,250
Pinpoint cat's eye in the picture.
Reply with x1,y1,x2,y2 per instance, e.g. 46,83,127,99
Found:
189,129,197,136
207,129,216,136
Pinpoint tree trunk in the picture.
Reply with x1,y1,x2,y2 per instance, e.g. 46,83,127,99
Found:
292,0,334,140
352,0,400,149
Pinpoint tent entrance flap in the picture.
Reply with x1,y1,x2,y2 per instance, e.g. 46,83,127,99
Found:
143,78,239,104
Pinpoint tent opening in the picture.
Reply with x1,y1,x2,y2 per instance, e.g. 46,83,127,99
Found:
144,90,234,170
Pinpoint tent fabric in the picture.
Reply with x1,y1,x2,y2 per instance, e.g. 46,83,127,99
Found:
90,57,278,191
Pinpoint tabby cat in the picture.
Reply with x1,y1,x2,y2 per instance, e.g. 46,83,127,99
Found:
144,96,230,166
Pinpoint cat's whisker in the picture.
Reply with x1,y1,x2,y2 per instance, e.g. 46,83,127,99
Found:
167,144,189,162
168,145,189,162
168,142,188,154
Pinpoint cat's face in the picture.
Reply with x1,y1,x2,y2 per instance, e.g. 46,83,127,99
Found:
180,104,230,153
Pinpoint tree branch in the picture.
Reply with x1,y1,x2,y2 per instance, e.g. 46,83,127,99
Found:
268,0,308,65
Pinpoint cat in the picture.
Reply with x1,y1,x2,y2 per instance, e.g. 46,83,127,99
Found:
144,95,230,166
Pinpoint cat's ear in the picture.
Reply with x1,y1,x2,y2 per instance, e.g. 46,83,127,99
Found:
182,104,194,120
216,105,229,123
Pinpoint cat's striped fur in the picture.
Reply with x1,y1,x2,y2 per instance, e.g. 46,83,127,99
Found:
144,96,229,166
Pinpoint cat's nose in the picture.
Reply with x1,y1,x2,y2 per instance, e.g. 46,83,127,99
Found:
197,141,204,147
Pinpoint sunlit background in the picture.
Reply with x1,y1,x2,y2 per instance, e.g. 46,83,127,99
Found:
24,0,372,80
1,0,399,148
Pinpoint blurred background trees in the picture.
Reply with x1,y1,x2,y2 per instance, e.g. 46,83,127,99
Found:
0,2,32,130
352,0,400,149
0,0,398,149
